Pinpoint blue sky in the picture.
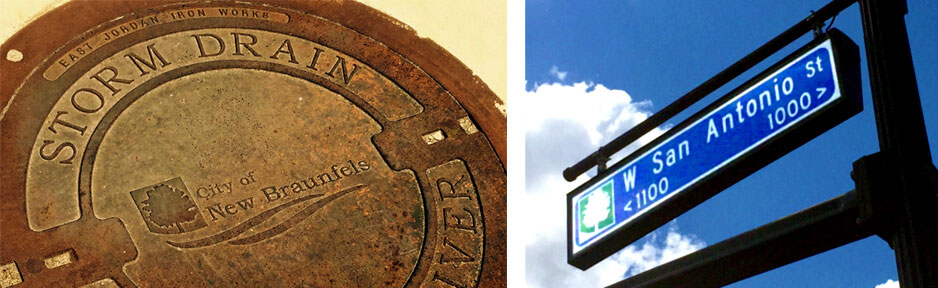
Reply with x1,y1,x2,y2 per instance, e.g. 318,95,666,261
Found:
524,1,937,287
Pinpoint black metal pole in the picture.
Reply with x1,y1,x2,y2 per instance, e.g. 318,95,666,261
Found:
607,191,870,288
563,0,858,182
859,0,938,286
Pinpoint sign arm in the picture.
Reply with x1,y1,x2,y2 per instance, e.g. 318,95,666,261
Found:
607,190,870,288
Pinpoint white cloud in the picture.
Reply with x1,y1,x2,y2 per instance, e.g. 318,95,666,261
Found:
549,65,568,81
612,225,705,277
524,81,705,287
525,82,656,148
875,279,899,288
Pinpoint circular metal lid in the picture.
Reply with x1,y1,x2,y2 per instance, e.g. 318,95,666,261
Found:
0,1,505,287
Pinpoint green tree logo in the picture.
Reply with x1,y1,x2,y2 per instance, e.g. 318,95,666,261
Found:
141,184,200,233
579,181,615,234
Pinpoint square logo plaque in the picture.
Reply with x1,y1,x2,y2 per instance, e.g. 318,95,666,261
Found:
129,177,208,234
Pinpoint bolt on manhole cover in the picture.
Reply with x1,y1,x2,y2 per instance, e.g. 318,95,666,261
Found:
0,1,506,287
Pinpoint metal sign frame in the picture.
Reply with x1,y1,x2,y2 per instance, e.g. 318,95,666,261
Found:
567,29,862,270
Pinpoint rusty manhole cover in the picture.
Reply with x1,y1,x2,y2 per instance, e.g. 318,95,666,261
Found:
0,1,506,287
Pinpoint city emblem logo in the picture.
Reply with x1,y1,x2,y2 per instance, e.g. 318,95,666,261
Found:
579,180,615,235
130,177,209,234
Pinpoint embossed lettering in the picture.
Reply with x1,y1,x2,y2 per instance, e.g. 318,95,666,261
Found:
325,56,359,85
269,39,299,64
124,44,171,76
340,166,352,176
191,34,226,57
423,159,484,287
218,8,271,19
169,9,206,20
70,88,105,113
261,186,281,202
195,182,232,200
39,140,76,164
317,172,337,184
306,47,324,70
437,175,472,200
440,237,474,264
231,32,260,57
290,182,306,193
443,207,477,233
46,111,87,135
224,204,239,215
300,179,317,189
330,165,344,181
206,197,255,221
89,66,132,95
260,159,371,203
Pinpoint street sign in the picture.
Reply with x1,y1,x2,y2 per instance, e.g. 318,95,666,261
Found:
568,29,861,270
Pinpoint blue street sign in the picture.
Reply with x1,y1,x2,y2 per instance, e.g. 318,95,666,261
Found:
568,31,862,269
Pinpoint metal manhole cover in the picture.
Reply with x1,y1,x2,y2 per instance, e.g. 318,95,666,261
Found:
0,1,506,287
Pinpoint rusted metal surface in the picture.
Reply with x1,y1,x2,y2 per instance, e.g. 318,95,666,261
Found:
0,1,506,287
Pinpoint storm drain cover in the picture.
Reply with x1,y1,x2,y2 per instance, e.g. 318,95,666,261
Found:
0,1,505,287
